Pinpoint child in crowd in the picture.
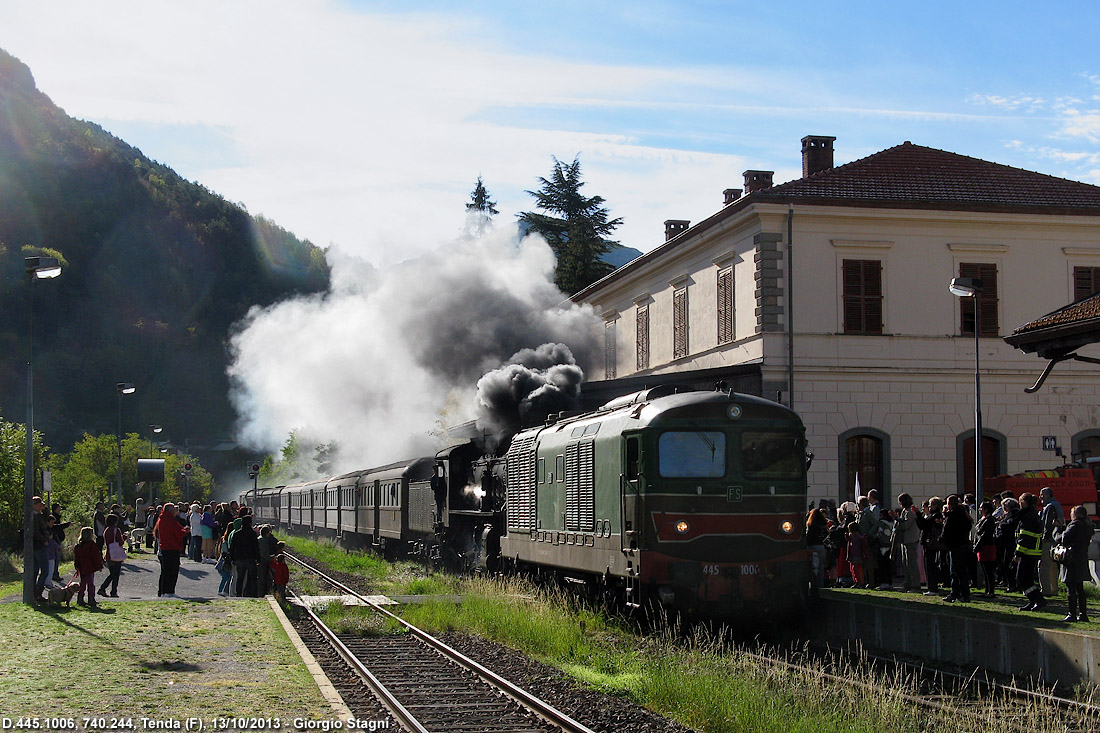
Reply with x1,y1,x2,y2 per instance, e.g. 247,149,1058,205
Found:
73,526,103,607
270,553,289,604
45,515,62,588
216,547,233,597
846,522,868,588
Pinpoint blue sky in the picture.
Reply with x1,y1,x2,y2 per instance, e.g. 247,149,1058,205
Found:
2,1,1099,264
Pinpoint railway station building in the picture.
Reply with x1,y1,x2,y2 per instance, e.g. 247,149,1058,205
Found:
572,135,1100,507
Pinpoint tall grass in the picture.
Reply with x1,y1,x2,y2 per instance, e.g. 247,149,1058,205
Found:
284,535,457,595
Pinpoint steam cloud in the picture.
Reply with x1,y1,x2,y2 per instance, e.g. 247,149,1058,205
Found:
227,220,601,474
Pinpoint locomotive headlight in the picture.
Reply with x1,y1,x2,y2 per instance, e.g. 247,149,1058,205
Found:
780,520,794,534
727,404,742,420
675,520,690,534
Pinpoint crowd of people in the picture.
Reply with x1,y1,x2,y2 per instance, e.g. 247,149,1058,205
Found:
806,486,1096,622
29,497,289,606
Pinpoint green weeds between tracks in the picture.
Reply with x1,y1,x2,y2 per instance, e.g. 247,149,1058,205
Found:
291,539,1096,732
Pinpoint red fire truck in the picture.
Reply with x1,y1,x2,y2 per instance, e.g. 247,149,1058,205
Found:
984,464,1098,516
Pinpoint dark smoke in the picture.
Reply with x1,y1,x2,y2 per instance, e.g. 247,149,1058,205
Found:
476,343,584,449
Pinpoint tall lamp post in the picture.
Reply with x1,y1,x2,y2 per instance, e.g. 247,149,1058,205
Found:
149,425,163,505
116,383,136,505
23,256,62,606
950,277,984,504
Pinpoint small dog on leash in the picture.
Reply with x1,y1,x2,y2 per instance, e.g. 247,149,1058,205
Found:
47,582,80,607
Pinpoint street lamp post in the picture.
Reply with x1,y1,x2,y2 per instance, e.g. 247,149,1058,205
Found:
23,256,62,605
149,425,162,504
950,277,984,505
116,383,136,506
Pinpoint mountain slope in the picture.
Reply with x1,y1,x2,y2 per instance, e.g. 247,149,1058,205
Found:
0,49,330,452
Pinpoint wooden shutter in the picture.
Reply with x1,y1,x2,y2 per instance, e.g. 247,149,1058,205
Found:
842,260,882,334
673,287,688,359
603,321,616,379
959,262,998,337
717,267,734,345
636,304,649,370
1074,266,1100,301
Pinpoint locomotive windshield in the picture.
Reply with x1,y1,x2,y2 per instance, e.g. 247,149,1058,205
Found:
658,431,726,477
741,430,805,478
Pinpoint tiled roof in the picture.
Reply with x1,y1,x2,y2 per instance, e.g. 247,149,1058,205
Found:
573,139,1100,302
1013,295,1100,336
755,142,1100,213
1005,294,1100,357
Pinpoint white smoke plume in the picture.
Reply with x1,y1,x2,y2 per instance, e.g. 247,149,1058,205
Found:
227,222,601,474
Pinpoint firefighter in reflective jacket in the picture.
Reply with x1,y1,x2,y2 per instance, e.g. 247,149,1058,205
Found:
1015,492,1046,612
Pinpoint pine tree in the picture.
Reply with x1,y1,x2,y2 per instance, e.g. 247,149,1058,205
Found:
464,176,499,238
518,156,622,295
466,176,499,216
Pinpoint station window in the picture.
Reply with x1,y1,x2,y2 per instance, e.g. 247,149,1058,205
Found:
958,262,998,337
842,259,883,334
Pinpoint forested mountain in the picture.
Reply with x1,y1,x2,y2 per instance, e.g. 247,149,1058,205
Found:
0,49,330,455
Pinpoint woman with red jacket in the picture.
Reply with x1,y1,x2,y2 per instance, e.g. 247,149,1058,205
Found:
155,503,188,599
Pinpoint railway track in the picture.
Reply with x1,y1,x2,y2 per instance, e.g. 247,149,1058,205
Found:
286,553,598,733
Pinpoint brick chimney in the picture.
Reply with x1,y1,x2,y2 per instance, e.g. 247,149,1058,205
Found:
743,170,774,194
723,188,743,205
801,135,836,177
664,220,690,241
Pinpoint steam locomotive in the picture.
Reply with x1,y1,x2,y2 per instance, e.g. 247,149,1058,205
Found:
244,385,811,619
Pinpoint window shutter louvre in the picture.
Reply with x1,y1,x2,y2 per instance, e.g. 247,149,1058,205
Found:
1074,266,1100,301
636,304,649,371
673,288,688,359
842,259,882,334
717,267,733,345
603,322,616,379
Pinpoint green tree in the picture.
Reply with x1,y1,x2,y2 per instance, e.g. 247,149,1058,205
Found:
0,414,49,550
47,433,210,514
464,175,499,239
257,430,336,486
518,156,622,295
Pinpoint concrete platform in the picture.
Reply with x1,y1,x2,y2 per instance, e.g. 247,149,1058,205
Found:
813,589,1100,688
10,553,249,603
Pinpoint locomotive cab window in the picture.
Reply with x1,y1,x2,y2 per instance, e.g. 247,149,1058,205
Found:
741,430,805,478
659,431,726,478
538,457,546,484
556,455,565,483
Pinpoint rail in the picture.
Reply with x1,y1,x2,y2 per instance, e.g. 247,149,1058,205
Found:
286,552,597,733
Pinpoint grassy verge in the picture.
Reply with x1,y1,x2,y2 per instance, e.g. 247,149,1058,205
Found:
0,598,333,719
284,535,456,596
0,551,79,600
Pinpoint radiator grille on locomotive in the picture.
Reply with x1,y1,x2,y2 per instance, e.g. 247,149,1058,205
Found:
566,440,595,531
506,435,537,531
